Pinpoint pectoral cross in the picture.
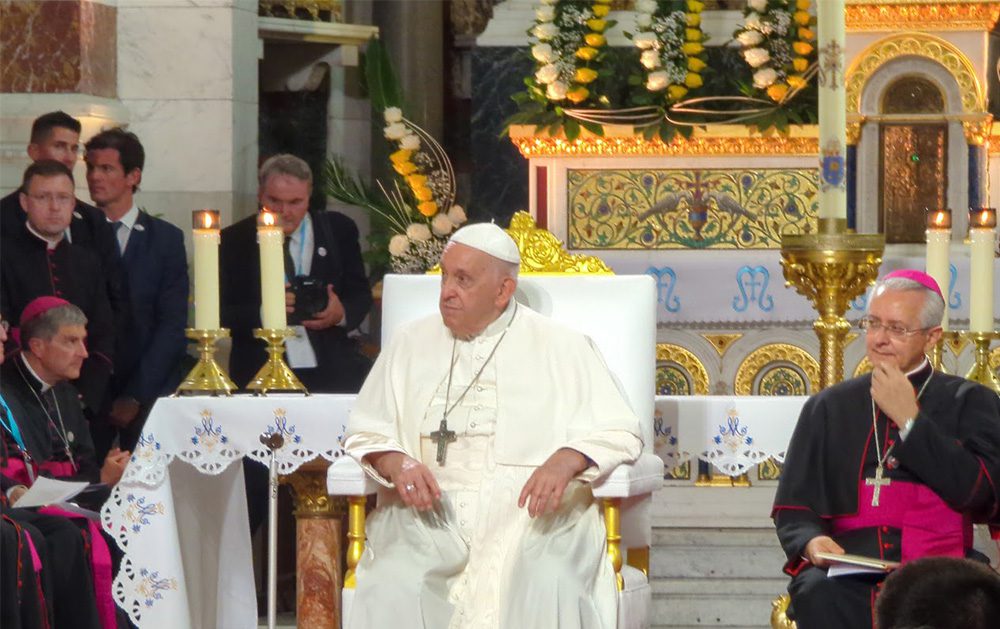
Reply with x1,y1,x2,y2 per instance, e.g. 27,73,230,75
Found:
430,419,457,465
865,466,891,507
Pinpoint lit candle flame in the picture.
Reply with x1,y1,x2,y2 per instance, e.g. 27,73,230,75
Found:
934,212,945,226
202,212,213,229
261,210,276,227
979,210,990,226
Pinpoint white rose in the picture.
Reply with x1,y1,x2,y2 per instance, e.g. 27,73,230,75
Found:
535,5,555,22
743,47,771,68
535,63,560,85
388,234,410,257
748,0,768,12
383,107,403,124
752,67,778,88
447,204,467,225
635,13,653,28
532,22,559,41
633,32,658,50
406,223,432,243
431,213,454,236
640,49,661,70
400,134,420,151
744,13,762,30
546,80,568,101
737,30,764,47
384,122,408,141
531,43,556,64
645,70,669,92
636,0,658,14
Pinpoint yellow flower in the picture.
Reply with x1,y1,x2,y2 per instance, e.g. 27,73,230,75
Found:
667,84,688,101
685,29,702,42
767,83,789,102
586,18,607,32
576,47,599,61
685,72,703,89
686,0,705,12
389,149,413,165
792,57,809,73
793,41,814,56
585,33,606,48
393,161,417,176
687,57,707,72
787,75,807,90
686,13,701,27
796,0,810,9
681,42,704,56
418,201,438,217
405,174,427,188
592,5,610,17
413,186,434,202
566,86,590,104
799,27,815,40
574,67,599,84
793,10,811,26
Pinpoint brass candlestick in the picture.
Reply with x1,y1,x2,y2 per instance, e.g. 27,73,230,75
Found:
176,328,236,395
781,226,885,389
246,328,307,394
928,338,947,374
960,331,1000,394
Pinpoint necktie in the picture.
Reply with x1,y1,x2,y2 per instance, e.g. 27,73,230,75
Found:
283,235,297,279
113,221,126,256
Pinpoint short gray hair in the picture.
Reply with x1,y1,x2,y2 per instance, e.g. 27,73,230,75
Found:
869,277,945,329
258,154,312,188
21,303,88,347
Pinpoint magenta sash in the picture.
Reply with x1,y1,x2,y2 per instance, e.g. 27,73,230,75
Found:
1,456,34,486
830,479,968,562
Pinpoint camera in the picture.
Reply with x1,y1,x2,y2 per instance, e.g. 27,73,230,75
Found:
288,276,327,324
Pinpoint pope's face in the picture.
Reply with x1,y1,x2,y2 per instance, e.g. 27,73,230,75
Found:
259,173,310,235
30,324,88,383
27,126,80,172
439,243,515,339
865,288,940,372
20,174,75,239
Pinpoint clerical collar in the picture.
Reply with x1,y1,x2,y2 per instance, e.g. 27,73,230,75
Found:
476,298,518,340
905,358,932,385
24,220,64,250
19,354,53,393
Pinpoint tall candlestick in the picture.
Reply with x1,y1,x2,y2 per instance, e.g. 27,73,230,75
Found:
969,208,997,333
192,210,221,330
925,209,951,331
258,209,287,330
817,0,847,228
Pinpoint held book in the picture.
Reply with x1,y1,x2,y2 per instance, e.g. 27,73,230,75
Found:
816,552,900,578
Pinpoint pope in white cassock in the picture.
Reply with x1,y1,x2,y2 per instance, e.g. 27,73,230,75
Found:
344,223,643,629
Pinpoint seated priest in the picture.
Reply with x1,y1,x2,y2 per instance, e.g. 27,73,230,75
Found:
772,270,1000,629
344,223,643,629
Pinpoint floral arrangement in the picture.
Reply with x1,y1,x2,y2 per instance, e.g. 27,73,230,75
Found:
734,0,815,102
631,0,707,103
527,0,614,106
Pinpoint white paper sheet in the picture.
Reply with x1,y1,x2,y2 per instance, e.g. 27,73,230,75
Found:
13,476,89,508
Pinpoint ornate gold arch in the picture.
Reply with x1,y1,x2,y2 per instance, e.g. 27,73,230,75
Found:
734,344,820,396
846,32,986,118
854,356,874,378
656,343,710,395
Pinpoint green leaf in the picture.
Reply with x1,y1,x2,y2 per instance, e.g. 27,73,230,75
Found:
580,120,605,136
364,37,403,111
565,118,581,141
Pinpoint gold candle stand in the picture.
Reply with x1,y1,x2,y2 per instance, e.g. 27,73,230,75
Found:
176,328,236,395
246,328,308,394
928,338,947,373
781,225,884,389
960,331,1000,394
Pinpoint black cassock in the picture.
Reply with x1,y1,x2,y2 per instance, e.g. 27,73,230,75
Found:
773,363,1000,629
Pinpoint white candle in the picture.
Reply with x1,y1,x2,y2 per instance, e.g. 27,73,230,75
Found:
817,0,847,222
925,209,951,331
192,210,221,330
258,209,287,330
969,208,997,333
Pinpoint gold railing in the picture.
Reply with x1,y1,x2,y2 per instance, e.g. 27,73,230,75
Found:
259,0,342,22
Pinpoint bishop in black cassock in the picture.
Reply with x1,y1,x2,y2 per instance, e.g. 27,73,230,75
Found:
773,270,1000,629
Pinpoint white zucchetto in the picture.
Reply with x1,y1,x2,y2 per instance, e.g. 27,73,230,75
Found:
447,222,521,265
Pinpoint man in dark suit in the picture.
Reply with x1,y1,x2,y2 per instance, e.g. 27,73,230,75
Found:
0,111,125,322
84,128,189,457
221,153,372,394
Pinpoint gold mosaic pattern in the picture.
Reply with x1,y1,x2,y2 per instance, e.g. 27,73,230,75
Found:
656,344,710,396
702,333,744,357
568,169,819,250
734,344,820,396
845,2,1000,32
510,132,819,158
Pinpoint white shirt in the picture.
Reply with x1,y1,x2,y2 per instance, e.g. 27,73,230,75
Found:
110,204,140,254
286,213,314,277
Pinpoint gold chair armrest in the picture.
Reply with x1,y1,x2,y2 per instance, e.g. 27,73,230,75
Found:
344,495,367,589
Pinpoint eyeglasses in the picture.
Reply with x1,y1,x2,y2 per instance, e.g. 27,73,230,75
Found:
858,316,932,339
27,192,75,206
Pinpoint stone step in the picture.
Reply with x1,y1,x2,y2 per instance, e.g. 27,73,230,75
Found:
652,544,786,579
651,590,775,628
653,527,782,547
653,577,789,597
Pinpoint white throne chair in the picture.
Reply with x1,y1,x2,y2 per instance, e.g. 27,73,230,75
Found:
328,213,663,629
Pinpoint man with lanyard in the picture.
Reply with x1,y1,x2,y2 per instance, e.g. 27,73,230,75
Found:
773,270,1000,628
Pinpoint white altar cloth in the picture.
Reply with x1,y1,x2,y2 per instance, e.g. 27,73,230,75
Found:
654,396,807,476
100,394,352,628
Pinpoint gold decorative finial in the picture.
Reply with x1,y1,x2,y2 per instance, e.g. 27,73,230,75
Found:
505,211,613,275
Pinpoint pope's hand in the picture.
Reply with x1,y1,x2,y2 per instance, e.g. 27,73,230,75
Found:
367,451,441,511
804,535,845,567
870,362,919,429
302,285,345,330
518,448,590,518
100,448,132,486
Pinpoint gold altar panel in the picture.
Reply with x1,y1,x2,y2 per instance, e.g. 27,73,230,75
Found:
734,344,820,397
879,124,946,244
568,169,819,250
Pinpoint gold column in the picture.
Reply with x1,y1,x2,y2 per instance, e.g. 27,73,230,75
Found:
282,459,344,629
603,498,624,590
344,496,367,588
